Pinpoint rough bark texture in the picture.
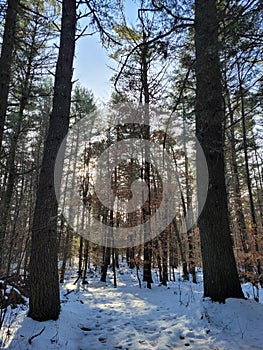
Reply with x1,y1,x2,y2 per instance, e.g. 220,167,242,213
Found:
195,0,244,302
28,0,76,321
0,0,19,151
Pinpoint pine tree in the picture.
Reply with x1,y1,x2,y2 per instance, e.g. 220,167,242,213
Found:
0,0,19,151
195,0,244,302
28,0,76,321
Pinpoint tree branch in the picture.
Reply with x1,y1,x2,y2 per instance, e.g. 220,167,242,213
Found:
114,23,192,94
84,0,121,46
151,0,194,23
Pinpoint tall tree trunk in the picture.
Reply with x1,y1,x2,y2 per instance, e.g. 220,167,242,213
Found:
60,128,79,283
195,0,244,302
0,0,21,272
140,28,153,288
161,233,168,286
112,247,117,287
100,247,111,283
225,84,248,253
182,111,196,283
238,69,258,247
172,218,188,279
60,226,72,283
171,146,189,280
82,240,89,285
238,74,261,275
0,0,19,151
28,0,76,321
169,224,178,281
252,147,263,226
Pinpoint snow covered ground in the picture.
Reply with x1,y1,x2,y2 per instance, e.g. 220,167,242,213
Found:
1,265,263,350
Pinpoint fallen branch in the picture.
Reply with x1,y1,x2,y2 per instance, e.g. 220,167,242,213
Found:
63,289,74,297
28,327,45,345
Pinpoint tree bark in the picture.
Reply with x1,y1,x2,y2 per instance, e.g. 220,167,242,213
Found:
28,0,76,321
100,247,111,283
82,240,89,285
195,0,244,302
141,28,153,288
0,0,19,151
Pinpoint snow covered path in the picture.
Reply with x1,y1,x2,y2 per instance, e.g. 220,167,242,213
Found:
2,267,263,350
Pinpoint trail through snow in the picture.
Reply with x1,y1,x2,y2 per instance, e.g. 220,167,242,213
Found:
1,265,263,350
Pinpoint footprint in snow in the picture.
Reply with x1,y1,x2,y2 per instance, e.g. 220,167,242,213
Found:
127,333,136,337
99,337,107,343
79,325,92,332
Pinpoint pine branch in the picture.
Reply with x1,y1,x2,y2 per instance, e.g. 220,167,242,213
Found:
114,23,192,94
84,0,121,46
18,3,49,20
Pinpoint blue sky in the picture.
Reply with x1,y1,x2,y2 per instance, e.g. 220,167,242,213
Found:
73,1,138,103
74,33,114,102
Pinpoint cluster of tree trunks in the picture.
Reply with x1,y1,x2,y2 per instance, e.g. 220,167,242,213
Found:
5,0,263,322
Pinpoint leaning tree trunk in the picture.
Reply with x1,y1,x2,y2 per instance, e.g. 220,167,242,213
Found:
195,0,244,302
28,0,76,321
0,0,19,151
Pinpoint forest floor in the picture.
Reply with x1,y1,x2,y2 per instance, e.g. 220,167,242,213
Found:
1,264,263,350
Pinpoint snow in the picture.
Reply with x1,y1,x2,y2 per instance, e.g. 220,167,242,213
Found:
1,266,263,350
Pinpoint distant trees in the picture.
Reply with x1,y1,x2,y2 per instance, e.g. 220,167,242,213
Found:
109,8,180,288
221,1,263,272
59,85,97,284
0,0,262,321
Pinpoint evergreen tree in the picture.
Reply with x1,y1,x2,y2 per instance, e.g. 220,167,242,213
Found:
195,0,244,302
29,0,76,321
